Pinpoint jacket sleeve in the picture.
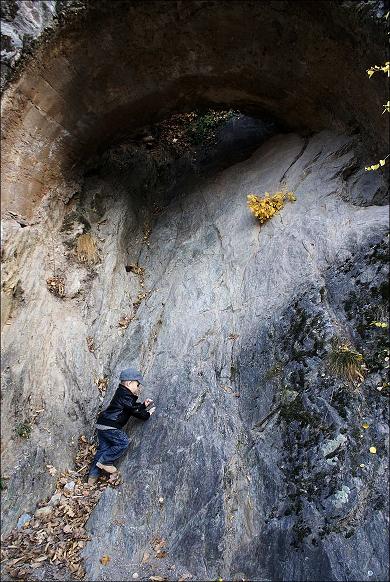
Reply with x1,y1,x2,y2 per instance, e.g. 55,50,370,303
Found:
124,399,150,420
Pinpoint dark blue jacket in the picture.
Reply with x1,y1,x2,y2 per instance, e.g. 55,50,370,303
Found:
96,384,150,428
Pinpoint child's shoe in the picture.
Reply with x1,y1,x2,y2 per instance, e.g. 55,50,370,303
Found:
96,462,117,474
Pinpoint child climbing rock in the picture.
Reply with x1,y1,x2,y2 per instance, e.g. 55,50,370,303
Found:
88,368,155,484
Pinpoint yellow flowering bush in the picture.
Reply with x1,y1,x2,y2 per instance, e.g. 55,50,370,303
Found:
370,321,388,328
247,190,296,224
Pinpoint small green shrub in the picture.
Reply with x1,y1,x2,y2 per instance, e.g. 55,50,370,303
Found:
15,422,32,438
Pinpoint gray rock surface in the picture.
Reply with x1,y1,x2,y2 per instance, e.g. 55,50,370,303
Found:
1,124,388,581
1,0,56,90
81,131,389,582
16,512,31,529
0,3,389,581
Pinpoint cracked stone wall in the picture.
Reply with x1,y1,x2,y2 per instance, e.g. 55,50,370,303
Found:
79,130,389,582
1,121,389,580
1,1,389,581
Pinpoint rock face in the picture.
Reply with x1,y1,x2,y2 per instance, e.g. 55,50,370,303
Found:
1,121,389,581
0,0,56,90
79,131,388,582
0,1,389,582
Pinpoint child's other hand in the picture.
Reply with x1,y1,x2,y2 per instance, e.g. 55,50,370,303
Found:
148,406,156,416
144,398,154,407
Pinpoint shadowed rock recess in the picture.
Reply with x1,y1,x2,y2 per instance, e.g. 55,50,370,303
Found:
1,1,389,581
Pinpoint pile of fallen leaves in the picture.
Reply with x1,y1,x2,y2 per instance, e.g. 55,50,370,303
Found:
1,435,121,581
74,435,97,474
157,112,198,153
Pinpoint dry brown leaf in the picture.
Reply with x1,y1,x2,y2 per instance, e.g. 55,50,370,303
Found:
86,336,95,353
68,563,79,572
46,276,65,297
151,536,166,550
118,315,134,329
100,555,110,565
74,233,99,265
8,557,25,565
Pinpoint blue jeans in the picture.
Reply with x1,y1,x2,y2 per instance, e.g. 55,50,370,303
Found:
89,429,130,477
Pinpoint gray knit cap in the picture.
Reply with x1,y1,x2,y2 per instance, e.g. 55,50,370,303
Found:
119,368,144,384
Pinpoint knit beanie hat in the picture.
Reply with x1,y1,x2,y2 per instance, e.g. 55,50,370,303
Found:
119,368,144,384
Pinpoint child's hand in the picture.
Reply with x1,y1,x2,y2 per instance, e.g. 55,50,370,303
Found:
144,398,154,408
148,406,156,416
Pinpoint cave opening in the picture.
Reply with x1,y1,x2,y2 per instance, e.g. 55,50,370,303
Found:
1,0,387,220
77,106,282,214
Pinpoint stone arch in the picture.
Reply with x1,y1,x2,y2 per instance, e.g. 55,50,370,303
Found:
1,0,387,218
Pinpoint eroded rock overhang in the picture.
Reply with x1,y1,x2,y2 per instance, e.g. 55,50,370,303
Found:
1,0,388,219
